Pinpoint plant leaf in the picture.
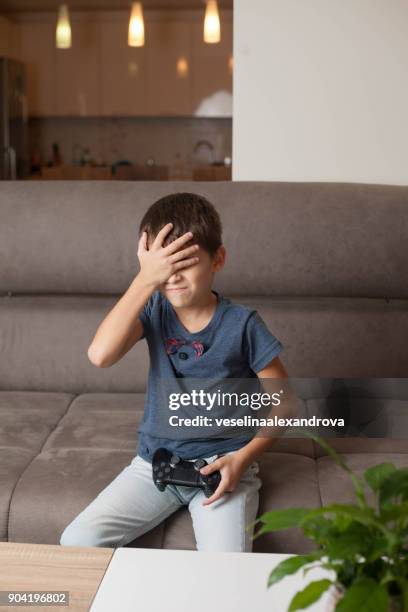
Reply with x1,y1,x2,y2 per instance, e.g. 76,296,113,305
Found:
365,532,389,562
267,553,321,587
302,516,335,544
379,469,408,508
335,577,389,612
301,504,384,531
303,562,331,576
380,501,408,523
255,508,312,535
364,463,396,492
397,577,408,612
325,526,371,560
288,579,332,611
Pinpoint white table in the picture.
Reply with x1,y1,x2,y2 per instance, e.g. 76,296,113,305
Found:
90,548,335,612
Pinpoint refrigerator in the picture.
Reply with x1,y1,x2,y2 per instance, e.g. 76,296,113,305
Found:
0,58,29,180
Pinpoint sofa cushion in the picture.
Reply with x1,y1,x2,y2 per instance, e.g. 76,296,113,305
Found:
7,392,407,553
0,391,73,449
238,297,408,378
307,398,408,438
8,448,134,544
41,392,315,457
43,393,146,452
0,296,149,393
5,390,316,551
0,448,34,541
2,296,407,393
313,438,408,455
1,181,407,298
317,453,408,506
252,452,321,554
0,391,74,541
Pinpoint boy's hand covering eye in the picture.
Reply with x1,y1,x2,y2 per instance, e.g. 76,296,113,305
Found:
199,454,247,506
137,222,200,287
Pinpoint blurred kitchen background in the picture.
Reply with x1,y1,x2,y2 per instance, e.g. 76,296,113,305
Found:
0,0,232,181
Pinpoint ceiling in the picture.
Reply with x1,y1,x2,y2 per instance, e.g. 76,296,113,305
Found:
0,0,233,12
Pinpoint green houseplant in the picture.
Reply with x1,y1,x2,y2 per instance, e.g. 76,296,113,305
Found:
254,433,408,612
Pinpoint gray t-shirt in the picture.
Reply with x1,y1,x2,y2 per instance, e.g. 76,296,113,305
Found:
137,290,283,462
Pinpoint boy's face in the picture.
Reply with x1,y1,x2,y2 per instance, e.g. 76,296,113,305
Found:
159,245,226,307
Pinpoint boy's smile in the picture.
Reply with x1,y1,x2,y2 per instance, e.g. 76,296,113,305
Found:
165,285,188,293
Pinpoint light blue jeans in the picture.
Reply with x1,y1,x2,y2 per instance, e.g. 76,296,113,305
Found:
59,452,262,552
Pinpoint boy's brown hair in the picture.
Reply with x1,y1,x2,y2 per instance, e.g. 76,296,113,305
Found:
139,192,222,256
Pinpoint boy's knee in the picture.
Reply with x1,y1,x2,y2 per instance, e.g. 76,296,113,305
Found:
59,522,109,548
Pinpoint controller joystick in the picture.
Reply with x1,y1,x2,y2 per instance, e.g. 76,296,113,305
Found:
170,454,181,467
193,458,207,471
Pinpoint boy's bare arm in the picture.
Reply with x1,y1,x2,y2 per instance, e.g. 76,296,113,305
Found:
200,356,296,506
87,275,155,368
88,223,199,368
234,356,300,466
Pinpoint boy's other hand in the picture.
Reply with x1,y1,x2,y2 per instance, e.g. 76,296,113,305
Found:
137,223,199,288
199,453,247,506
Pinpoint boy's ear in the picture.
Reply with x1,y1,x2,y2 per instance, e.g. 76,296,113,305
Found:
212,245,226,272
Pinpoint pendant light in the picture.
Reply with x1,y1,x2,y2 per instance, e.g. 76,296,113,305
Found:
56,4,72,49
204,0,221,44
128,2,145,47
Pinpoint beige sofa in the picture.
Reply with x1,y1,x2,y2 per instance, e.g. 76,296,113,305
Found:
0,180,407,553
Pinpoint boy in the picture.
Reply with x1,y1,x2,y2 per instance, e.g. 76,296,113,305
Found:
60,192,288,553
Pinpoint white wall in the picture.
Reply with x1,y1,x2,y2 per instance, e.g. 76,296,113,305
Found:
233,0,408,184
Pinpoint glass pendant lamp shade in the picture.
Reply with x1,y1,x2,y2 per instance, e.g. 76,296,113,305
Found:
128,2,145,47
204,0,221,44
56,4,72,49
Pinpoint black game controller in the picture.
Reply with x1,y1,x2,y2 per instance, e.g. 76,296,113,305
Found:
152,448,222,498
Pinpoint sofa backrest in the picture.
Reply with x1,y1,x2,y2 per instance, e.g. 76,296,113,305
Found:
1,181,407,392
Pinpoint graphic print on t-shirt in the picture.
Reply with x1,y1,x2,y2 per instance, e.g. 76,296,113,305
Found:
164,337,206,378
165,337,205,358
